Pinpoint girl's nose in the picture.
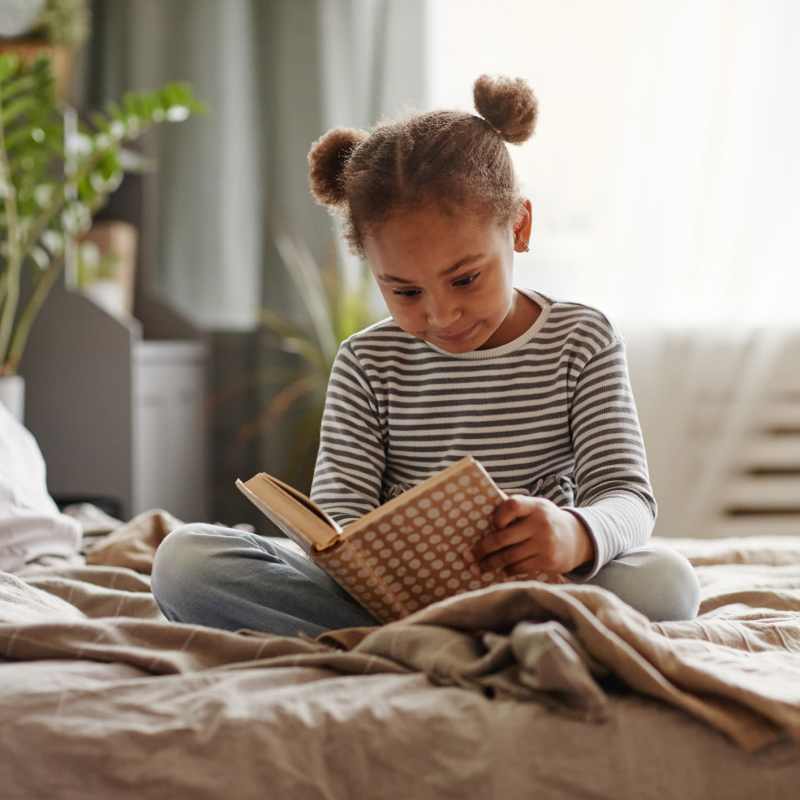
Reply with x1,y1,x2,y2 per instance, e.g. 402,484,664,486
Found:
426,294,462,329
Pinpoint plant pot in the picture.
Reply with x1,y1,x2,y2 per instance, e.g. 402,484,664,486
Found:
0,374,25,424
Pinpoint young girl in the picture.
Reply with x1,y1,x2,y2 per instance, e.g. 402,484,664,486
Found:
151,74,700,638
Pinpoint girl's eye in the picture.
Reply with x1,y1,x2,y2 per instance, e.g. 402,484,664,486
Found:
391,272,479,299
453,272,480,288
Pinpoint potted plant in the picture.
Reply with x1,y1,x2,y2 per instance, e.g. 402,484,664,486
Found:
0,52,204,420
222,236,381,492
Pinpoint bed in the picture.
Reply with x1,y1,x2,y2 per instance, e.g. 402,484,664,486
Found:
1,498,799,800
1,396,799,798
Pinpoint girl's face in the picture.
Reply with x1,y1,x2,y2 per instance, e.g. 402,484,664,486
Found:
363,199,535,353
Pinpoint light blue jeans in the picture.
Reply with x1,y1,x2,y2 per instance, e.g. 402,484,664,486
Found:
150,524,701,638
151,523,700,636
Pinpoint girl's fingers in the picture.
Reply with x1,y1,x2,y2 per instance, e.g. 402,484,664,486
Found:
502,555,549,577
492,496,536,529
474,539,538,573
470,520,533,564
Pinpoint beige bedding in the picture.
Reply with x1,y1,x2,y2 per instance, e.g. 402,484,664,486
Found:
1,511,799,799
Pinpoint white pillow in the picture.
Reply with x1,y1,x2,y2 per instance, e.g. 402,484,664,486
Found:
0,401,82,572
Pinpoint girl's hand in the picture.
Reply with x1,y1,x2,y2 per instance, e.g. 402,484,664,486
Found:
468,495,595,577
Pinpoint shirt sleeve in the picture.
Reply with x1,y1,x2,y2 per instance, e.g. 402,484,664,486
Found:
561,333,658,581
309,341,386,527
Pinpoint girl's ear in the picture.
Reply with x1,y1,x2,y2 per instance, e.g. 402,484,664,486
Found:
513,198,533,251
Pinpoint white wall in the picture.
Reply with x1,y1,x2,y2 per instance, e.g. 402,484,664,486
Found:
426,0,800,331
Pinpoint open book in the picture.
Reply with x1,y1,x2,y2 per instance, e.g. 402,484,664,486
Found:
236,455,563,624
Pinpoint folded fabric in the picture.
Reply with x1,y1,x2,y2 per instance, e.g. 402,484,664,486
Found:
83,508,184,574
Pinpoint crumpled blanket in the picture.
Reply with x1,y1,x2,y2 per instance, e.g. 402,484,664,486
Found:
81,506,184,573
3,511,800,753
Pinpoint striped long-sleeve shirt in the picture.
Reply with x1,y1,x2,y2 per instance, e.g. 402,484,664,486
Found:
309,288,657,580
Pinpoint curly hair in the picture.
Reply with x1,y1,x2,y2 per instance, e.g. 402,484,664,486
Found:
307,74,538,257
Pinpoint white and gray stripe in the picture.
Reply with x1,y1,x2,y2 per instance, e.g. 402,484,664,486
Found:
310,289,657,579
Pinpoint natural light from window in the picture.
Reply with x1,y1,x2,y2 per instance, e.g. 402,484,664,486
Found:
426,0,799,330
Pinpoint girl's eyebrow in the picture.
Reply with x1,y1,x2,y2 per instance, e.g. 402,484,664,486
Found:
379,254,483,284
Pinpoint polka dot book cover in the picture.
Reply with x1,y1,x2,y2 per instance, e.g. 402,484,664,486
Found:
236,456,563,623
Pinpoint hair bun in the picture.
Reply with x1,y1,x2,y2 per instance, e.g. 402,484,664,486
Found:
308,127,368,206
473,74,538,144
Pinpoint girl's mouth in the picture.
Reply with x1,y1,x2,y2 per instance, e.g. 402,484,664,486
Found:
433,322,479,342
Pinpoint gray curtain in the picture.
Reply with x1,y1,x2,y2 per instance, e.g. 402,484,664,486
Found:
83,0,311,328
80,0,428,523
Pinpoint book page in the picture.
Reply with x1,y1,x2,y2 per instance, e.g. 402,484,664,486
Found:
236,474,341,554
261,474,341,530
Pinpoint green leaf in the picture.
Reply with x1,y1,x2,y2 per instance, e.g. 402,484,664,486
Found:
5,118,61,152
89,111,110,134
76,174,97,206
0,55,204,370
253,234,381,459
29,55,52,74
1,95,38,126
122,91,147,120
0,54,19,82
0,74,37,104
159,83,208,115
105,101,123,121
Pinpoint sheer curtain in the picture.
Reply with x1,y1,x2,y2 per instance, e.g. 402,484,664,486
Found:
428,0,800,536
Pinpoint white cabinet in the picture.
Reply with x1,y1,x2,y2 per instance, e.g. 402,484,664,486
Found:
133,341,208,520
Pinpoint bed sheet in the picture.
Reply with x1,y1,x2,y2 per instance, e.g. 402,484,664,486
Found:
0,510,798,800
